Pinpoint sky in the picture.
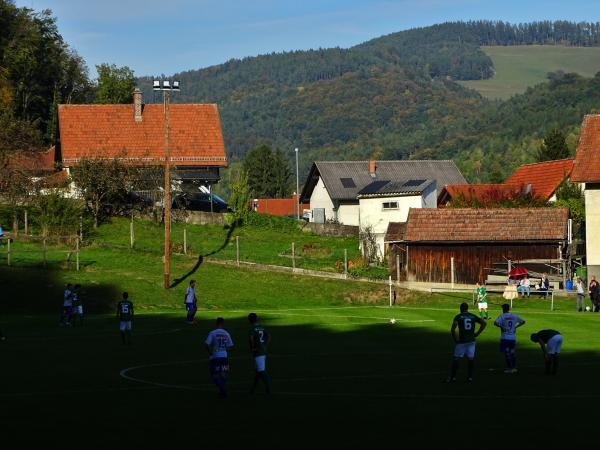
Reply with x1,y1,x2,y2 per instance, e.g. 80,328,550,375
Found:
16,0,600,78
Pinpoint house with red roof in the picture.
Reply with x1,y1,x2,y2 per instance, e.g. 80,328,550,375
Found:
438,159,574,207
504,158,574,201
571,114,600,278
57,89,228,190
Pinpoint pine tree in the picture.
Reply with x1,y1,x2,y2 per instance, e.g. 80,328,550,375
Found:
537,129,569,162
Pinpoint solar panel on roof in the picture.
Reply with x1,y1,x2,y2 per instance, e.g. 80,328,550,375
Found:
340,178,356,188
402,179,426,187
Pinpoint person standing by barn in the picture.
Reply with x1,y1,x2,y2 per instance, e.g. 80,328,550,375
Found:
576,277,586,312
589,276,600,312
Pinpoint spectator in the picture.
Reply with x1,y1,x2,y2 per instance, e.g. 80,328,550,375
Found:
541,274,550,291
518,276,531,298
576,277,586,312
589,276,600,313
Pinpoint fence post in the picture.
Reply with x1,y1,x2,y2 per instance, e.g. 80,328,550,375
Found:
130,220,135,249
76,237,80,272
236,236,240,266
7,238,10,266
292,242,296,271
79,216,83,243
24,210,28,236
389,276,393,307
451,256,455,288
344,249,348,279
396,254,400,286
184,228,187,255
43,238,47,267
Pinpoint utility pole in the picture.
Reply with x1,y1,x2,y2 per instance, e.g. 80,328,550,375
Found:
163,89,171,289
295,147,299,220
154,80,180,289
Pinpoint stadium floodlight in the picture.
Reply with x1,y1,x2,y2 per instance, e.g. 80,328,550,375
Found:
151,78,182,289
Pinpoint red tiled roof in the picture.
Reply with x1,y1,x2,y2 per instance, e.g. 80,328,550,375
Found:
572,114,600,182
404,208,568,242
8,147,56,172
438,184,528,206
58,104,227,167
384,222,407,242
504,159,574,199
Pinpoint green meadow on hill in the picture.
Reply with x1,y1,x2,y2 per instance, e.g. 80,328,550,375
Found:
460,45,600,100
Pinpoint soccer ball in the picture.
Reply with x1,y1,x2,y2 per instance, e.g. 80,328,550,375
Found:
390,318,397,324
586,306,591,312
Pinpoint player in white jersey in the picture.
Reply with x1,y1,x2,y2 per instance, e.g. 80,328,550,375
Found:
494,303,526,373
205,317,234,398
59,283,73,326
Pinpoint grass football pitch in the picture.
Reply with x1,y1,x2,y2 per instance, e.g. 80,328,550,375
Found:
1,274,600,447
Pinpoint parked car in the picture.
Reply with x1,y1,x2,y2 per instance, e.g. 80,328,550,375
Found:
172,192,229,213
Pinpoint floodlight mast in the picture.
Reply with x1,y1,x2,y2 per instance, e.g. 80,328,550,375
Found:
153,79,180,289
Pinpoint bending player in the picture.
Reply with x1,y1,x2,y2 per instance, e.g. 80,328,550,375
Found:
531,329,563,375
248,313,271,394
494,304,525,373
205,317,234,399
447,302,486,382
116,292,134,345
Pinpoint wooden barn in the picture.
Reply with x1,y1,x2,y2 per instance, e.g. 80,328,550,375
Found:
386,208,569,284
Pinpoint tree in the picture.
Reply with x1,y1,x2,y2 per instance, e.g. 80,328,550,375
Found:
537,129,570,162
95,63,135,104
228,167,250,224
71,158,130,228
242,144,292,198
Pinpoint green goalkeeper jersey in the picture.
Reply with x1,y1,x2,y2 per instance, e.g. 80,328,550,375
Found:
249,324,268,356
477,286,487,302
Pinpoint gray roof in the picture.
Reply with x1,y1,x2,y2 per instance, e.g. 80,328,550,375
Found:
302,160,466,202
357,179,435,197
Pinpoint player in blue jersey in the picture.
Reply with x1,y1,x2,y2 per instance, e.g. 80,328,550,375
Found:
205,317,234,398
494,304,526,373
447,302,487,382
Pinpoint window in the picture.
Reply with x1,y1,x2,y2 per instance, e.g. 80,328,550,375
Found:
382,201,399,210
340,178,356,188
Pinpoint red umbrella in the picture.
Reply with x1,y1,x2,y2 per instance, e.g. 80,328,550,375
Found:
508,267,529,278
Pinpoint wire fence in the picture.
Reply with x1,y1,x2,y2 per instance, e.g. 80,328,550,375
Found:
0,219,390,280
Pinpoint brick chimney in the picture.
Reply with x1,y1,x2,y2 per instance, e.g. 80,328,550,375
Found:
369,160,377,178
133,88,143,122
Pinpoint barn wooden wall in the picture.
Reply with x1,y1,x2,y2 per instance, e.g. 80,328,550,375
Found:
390,243,560,284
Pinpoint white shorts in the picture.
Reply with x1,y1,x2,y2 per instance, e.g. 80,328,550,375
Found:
547,334,563,355
478,302,488,310
454,342,476,359
254,355,266,372
75,306,83,315
119,321,132,331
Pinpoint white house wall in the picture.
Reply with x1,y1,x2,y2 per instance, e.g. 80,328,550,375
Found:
359,194,424,260
309,177,335,222
337,203,360,226
585,185,600,278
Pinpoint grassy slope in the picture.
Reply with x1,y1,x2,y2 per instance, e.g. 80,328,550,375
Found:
459,45,600,99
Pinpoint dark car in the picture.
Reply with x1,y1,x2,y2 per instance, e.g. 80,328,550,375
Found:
173,192,229,213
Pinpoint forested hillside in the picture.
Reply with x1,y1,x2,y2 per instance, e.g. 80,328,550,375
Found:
139,20,600,183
